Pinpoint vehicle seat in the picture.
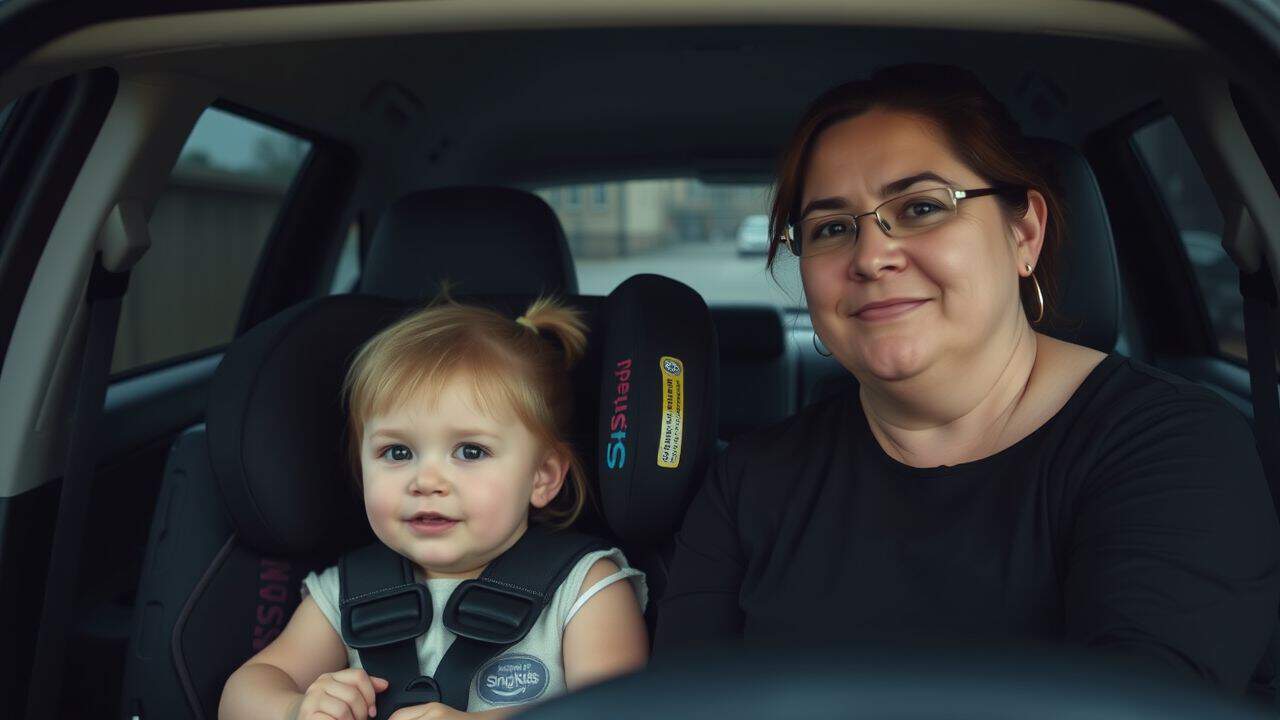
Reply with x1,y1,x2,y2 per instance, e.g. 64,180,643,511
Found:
710,305,797,442
118,275,717,720
359,186,578,301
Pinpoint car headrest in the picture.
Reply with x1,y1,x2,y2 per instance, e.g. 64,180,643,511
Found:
710,305,786,361
206,275,716,556
1031,139,1122,352
358,186,578,301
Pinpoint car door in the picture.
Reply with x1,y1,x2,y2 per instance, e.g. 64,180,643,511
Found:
67,103,357,717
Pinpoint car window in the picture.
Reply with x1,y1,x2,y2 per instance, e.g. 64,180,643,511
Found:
111,106,312,374
328,219,362,294
535,179,802,307
1130,116,1243,360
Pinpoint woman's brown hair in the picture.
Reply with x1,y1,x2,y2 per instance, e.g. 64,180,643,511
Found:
768,63,1066,323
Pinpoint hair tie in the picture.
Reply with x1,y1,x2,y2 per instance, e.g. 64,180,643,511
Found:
515,316,538,332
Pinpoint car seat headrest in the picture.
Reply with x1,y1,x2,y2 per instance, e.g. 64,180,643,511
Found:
596,275,719,545
358,186,578,301
710,306,786,361
206,276,717,556
1030,139,1122,352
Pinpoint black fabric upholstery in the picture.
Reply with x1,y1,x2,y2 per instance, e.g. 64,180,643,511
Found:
359,187,578,301
711,306,796,441
1032,139,1123,352
596,275,719,545
120,427,332,720
206,295,405,556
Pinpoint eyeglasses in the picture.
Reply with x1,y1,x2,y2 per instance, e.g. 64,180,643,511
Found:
783,186,1026,257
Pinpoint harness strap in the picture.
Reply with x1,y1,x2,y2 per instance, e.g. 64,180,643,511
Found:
434,525,608,709
339,527,609,711
340,543,436,710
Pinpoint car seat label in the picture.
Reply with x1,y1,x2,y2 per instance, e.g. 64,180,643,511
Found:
657,356,684,468
477,654,550,705
606,358,632,470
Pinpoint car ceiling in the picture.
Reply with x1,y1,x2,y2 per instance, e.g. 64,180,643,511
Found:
53,24,1217,188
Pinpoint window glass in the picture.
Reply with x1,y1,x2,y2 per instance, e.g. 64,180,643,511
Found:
329,220,362,294
111,106,311,373
1131,116,1243,360
535,179,801,307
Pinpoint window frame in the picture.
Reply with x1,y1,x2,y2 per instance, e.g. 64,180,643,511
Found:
107,98,356,379
1127,110,1246,365
0,70,119,378
220,98,359,335
1083,102,1220,361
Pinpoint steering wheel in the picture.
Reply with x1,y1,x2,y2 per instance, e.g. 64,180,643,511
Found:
519,644,1269,719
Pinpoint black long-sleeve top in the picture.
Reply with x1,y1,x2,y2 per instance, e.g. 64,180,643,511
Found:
655,355,1280,691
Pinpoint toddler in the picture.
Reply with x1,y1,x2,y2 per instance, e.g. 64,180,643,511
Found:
220,296,648,720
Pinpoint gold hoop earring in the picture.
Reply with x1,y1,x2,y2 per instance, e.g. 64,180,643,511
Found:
1025,263,1044,324
812,332,832,358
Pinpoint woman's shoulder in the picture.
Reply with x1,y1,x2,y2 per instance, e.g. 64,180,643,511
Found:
1073,353,1245,423
1057,352,1255,469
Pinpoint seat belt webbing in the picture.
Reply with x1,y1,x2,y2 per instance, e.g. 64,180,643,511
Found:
340,543,430,710
433,526,607,709
24,256,129,719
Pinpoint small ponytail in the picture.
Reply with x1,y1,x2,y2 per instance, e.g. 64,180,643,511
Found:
515,296,587,369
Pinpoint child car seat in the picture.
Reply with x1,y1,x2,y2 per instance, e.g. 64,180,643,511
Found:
118,274,718,720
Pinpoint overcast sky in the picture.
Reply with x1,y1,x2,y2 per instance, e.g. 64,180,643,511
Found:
178,107,306,170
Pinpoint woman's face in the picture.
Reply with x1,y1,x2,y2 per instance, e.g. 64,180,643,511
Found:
798,108,1044,383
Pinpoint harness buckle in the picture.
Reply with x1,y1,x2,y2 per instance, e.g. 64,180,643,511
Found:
388,675,442,712
443,580,541,645
340,583,431,649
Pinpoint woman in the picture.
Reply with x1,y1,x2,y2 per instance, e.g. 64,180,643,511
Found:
653,64,1280,692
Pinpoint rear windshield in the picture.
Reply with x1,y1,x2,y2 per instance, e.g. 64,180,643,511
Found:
535,180,802,308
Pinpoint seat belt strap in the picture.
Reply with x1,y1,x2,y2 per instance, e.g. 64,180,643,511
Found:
24,255,129,719
339,542,438,711
433,526,608,709
1240,264,1280,709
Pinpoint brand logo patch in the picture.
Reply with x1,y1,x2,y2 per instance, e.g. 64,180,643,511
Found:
606,358,632,470
252,558,292,650
477,654,550,705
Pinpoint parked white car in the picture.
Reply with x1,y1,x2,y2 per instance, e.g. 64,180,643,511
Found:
735,214,770,256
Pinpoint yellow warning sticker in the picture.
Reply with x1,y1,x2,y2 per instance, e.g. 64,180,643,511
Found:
657,356,684,468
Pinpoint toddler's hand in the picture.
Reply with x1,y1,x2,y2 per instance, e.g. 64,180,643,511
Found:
386,702,471,720
295,669,390,720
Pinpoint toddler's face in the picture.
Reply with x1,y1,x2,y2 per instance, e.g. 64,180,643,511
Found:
359,373,566,578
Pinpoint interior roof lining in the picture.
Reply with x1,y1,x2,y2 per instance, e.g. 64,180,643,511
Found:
21,0,1198,71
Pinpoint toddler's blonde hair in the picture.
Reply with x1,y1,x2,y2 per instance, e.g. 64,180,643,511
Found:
343,292,589,528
